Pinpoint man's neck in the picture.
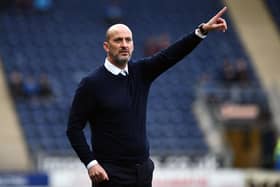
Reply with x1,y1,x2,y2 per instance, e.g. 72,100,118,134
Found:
104,58,129,75
107,58,127,70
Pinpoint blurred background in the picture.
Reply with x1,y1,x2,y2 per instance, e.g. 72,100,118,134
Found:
0,0,280,186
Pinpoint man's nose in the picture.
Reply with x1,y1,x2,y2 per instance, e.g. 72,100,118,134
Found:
120,39,129,47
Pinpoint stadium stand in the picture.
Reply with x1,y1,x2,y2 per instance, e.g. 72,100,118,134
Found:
223,0,280,136
0,0,267,166
223,0,280,89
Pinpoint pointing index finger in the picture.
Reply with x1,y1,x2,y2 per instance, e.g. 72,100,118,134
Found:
214,6,227,19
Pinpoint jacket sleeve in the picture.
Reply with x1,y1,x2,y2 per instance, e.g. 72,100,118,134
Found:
141,32,203,82
66,77,95,166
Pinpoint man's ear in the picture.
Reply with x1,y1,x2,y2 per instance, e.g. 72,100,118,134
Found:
103,41,109,53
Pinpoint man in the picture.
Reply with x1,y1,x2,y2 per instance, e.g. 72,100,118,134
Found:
67,6,228,187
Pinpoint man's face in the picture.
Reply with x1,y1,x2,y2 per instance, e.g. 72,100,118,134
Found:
104,25,134,67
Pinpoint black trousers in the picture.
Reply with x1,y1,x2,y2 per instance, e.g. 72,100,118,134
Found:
92,158,154,187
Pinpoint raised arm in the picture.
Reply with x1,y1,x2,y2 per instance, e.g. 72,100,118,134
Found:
140,6,228,82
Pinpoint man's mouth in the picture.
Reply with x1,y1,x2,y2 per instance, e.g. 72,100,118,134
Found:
120,51,129,55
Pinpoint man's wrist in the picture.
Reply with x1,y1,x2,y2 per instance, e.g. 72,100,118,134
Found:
195,28,207,39
87,160,98,169
195,23,208,39
198,23,208,35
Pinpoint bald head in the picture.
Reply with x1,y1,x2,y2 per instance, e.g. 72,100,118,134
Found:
103,24,134,68
105,24,132,42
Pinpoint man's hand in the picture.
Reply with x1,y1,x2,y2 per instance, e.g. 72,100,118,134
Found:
203,6,228,32
88,163,109,183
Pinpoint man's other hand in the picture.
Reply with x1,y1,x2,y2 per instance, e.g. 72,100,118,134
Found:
88,163,109,183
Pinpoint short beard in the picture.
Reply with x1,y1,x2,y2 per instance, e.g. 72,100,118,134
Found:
114,56,130,66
